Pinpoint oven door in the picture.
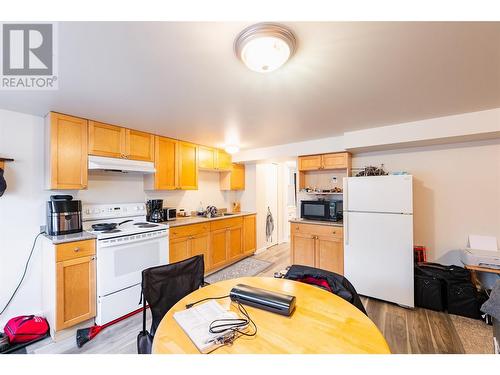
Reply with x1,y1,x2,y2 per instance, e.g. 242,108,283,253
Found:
301,201,328,221
96,231,168,297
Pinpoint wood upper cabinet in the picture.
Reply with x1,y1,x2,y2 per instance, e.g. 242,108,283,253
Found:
321,153,349,170
243,215,256,254
290,223,344,274
178,141,198,190
55,239,96,330
198,146,216,170
298,152,350,171
220,163,245,191
298,155,322,171
89,121,154,161
149,136,178,190
46,112,88,190
88,121,125,158
125,129,155,161
216,150,232,171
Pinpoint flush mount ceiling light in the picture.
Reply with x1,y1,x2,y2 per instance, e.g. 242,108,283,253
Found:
234,23,297,73
224,145,240,154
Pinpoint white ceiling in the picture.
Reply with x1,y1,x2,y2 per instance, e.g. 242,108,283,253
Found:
1,22,499,150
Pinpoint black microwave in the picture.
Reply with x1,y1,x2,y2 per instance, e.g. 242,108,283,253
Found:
300,200,343,222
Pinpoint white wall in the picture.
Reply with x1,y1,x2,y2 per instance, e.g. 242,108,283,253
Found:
0,109,235,327
352,139,500,264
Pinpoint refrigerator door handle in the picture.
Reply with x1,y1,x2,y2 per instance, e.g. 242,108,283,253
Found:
345,214,349,246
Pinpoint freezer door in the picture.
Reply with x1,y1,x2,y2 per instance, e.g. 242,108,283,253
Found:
344,211,414,307
344,175,413,214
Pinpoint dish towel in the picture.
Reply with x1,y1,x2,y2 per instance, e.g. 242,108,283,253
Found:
481,279,500,320
266,207,274,243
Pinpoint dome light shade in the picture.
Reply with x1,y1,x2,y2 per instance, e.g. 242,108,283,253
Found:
224,145,240,154
235,23,296,73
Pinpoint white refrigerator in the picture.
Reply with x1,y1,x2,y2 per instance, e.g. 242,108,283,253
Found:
343,175,414,308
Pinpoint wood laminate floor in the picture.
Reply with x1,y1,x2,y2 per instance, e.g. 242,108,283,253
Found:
26,242,494,354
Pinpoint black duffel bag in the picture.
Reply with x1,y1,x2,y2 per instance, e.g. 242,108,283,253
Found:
414,262,480,319
414,268,445,311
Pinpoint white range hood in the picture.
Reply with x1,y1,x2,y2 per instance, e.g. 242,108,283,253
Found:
88,155,155,173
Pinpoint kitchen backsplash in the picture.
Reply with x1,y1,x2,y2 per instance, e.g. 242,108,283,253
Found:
76,170,235,212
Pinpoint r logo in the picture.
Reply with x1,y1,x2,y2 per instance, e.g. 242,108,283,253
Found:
2,24,53,76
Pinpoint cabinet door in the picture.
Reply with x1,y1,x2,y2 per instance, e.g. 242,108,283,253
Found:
298,155,322,171
227,225,243,260
231,163,245,190
291,232,315,267
210,228,227,269
321,153,348,170
170,236,190,263
88,121,125,158
56,255,96,330
190,233,210,272
216,150,232,171
154,136,178,190
243,215,256,254
178,141,198,190
48,112,88,190
126,129,154,161
198,146,216,170
315,235,344,275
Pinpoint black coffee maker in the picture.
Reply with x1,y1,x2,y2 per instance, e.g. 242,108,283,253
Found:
146,199,164,222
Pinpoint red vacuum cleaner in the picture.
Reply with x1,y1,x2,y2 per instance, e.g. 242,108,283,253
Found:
76,307,144,348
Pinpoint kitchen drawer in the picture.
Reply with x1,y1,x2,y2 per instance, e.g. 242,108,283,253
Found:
210,217,243,231
291,223,343,239
170,223,210,239
56,239,96,262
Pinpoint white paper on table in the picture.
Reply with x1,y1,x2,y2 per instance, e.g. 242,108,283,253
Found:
173,300,237,353
468,235,498,251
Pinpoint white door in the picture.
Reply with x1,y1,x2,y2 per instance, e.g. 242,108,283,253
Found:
344,211,414,307
344,175,413,214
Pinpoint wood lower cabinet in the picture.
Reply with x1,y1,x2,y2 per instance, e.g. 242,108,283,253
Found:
43,238,96,334
168,215,255,274
290,223,344,274
243,215,256,254
45,112,88,190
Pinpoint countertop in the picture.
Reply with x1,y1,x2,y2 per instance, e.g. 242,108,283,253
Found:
164,211,256,228
289,218,344,227
44,231,96,244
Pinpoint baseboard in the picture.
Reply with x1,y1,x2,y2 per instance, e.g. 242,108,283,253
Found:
254,246,268,255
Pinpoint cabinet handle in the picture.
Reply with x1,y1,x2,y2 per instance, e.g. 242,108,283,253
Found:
74,247,80,252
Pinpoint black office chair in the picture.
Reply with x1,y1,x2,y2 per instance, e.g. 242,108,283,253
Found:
137,255,205,354
284,264,367,315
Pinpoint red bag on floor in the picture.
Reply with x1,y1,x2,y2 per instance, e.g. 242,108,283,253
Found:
4,315,49,344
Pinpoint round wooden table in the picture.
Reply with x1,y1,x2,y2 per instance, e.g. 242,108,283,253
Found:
152,277,390,354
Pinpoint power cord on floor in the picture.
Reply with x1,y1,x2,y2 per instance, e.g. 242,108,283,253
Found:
0,232,44,315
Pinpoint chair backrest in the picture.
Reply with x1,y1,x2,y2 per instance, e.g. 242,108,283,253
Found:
284,264,367,315
142,255,205,336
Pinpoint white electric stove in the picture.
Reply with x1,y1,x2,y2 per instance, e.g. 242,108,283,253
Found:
83,203,169,325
